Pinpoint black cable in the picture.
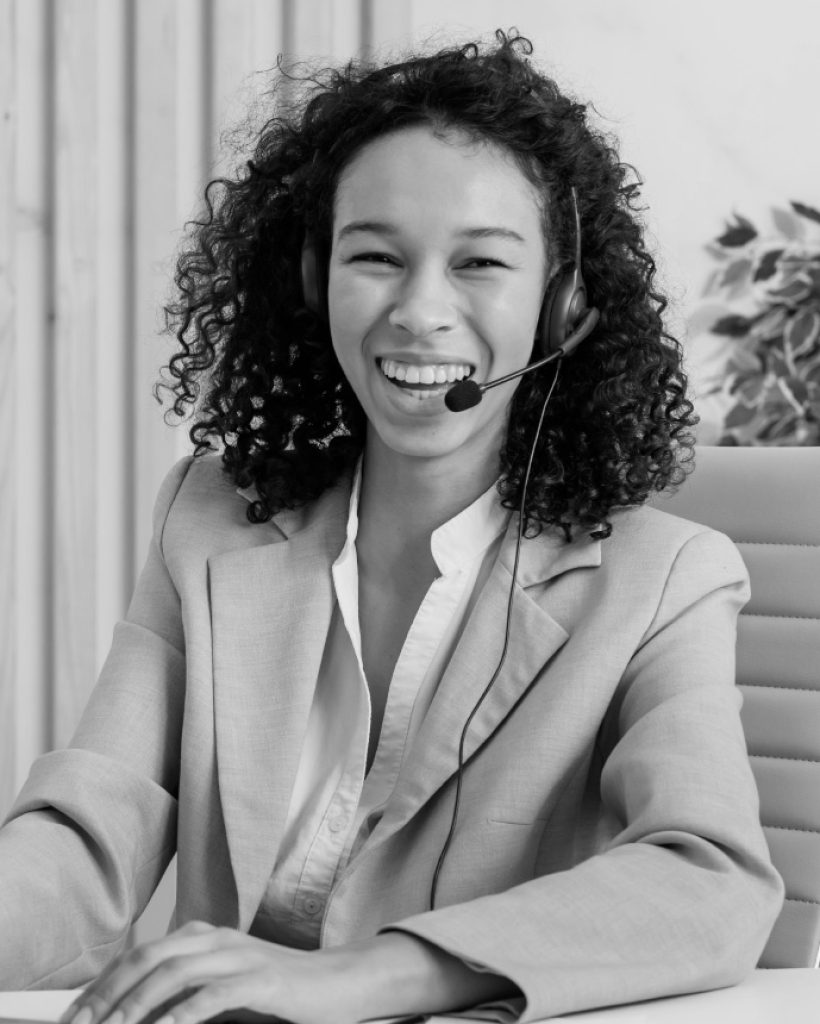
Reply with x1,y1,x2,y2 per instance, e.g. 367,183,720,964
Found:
429,359,562,910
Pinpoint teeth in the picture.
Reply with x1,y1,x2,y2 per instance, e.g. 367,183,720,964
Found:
380,359,473,384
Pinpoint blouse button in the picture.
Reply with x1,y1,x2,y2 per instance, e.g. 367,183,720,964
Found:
303,897,323,916
328,815,348,834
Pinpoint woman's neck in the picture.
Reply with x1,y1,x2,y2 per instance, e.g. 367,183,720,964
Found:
355,434,500,578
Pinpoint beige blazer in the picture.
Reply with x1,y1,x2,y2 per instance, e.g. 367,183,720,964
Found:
0,456,783,1017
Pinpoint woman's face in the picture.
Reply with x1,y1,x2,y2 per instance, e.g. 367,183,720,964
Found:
328,125,549,475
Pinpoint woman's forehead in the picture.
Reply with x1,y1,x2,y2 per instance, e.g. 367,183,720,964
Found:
332,125,546,236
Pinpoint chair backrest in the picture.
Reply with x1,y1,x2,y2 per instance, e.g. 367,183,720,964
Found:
654,446,820,968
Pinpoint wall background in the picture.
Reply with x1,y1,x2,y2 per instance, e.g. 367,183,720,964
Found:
1,0,818,933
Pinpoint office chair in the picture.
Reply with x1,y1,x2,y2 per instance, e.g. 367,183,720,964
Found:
655,445,820,968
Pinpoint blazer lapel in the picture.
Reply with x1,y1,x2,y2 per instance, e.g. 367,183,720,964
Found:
368,523,602,847
209,483,348,929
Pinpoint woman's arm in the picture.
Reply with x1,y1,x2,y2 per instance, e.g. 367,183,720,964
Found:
0,459,192,989
382,530,784,1020
61,924,517,1024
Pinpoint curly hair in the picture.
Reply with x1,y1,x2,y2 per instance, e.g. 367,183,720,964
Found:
159,29,696,539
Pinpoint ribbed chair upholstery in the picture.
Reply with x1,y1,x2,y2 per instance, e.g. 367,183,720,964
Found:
655,445,820,968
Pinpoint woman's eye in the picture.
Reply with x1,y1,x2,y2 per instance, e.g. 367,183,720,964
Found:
349,252,398,265
459,258,508,269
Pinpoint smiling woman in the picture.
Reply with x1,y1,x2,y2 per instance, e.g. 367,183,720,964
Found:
0,28,783,1024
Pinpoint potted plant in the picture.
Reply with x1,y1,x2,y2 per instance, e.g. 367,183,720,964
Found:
689,201,820,445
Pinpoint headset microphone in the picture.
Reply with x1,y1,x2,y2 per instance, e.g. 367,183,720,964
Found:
444,306,600,413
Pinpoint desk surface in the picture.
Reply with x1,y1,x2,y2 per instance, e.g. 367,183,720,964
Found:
1,970,819,1023
536,968,820,1023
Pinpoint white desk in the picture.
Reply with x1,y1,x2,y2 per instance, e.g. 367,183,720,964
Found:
1,971,819,1023
533,969,820,1023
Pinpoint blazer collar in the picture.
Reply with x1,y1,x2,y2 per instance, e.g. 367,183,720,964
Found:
512,516,602,587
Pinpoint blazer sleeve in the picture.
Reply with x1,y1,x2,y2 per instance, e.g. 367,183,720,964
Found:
383,529,785,1021
0,458,193,990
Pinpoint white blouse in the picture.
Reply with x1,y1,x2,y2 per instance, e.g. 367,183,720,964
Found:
251,463,510,947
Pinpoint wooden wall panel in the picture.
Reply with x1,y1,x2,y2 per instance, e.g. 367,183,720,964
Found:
5,0,53,810
363,0,413,55
286,0,362,63
176,0,212,201
0,0,17,807
211,0,284,178
53,0,100,744
133,0,185,573
94,0,133,672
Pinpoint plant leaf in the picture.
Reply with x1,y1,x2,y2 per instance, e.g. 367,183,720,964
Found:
753,248,784,282
784,377,810,405
768,348,790,378
716,215,757,248
688,302,733,336
751,306,788,341
711,314,755,337
721,257,753,290
724,401,758,428
772,207,804,240
769,277,813,304
804,357,820,386
726,348,764,376
699,267,725,297
734,375,765,406
784,308,820,357
705,242,732,261
791,200,820,225
762,409,799,440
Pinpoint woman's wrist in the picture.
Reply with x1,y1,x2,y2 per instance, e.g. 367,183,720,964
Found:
322,929,519,1021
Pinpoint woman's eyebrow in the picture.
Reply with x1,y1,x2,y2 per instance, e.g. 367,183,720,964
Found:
336,221,527,243
458,226,526,244
336,220,397,240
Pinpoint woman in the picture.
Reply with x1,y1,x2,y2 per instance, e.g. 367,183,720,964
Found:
1,30,781,1023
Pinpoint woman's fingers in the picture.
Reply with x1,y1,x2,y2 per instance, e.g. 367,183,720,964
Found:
58,926,352,1024
94,950,254,1024
61,922,233,1024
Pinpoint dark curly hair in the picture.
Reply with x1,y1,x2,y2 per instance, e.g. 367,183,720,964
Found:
159,28,696,539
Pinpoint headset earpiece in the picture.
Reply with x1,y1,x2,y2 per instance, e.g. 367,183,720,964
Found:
540,263,589,356
537,186,592,357
301,236,328,321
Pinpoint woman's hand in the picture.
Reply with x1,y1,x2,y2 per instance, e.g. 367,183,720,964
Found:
59,921,365,1024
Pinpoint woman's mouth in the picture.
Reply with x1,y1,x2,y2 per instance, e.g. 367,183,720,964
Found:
377,358,475,394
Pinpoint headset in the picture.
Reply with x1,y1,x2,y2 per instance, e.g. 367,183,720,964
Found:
301,187,594,363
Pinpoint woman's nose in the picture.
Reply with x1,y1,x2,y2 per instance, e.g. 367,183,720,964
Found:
387,269,458,337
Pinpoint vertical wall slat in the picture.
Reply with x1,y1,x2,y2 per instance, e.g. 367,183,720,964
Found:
0,0,18,811
95,0,134,676
133,0,183,573
285,0,361,61
363,0,412,55
328,0,363,61
209,0,285,180
52,0,100,745
8,0,53,807
175,0,211,227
